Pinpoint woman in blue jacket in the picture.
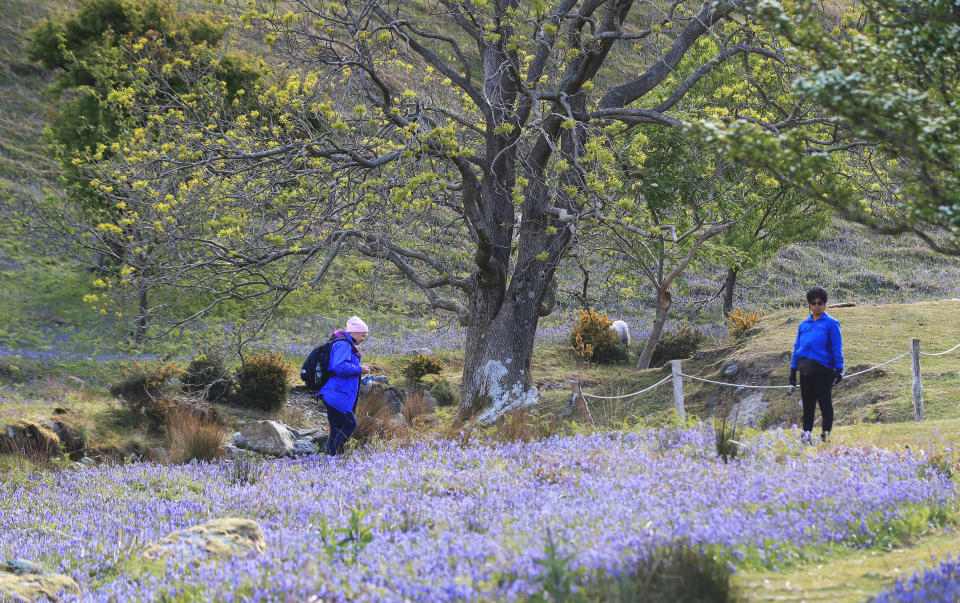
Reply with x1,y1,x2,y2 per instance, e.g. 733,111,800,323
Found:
790,287,844,443
319,316,370,455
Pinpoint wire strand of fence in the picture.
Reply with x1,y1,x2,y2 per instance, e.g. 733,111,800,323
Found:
580,346,922,400
843,351,911,377
679,374,791,389
580,375,673,400
919,340,960,357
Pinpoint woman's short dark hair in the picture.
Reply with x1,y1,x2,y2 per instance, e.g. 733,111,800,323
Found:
806,286,828,304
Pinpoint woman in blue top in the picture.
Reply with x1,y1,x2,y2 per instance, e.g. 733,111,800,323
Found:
319,316,370,455
790,287,844,443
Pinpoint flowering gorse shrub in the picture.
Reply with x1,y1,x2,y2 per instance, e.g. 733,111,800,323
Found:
727,308,765,339
0,426,954,601
235,351,290,412
569,309,628,364
869,556,960,603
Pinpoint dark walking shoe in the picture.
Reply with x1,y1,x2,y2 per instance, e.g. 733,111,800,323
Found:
820,431,830,443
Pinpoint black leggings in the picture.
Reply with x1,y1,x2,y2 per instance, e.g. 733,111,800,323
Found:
800,371,834,433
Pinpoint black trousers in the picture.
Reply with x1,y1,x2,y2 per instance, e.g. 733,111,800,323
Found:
322,400,357,456
800,370,834,433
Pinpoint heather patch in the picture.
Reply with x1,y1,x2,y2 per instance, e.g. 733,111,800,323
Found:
0,426,954,601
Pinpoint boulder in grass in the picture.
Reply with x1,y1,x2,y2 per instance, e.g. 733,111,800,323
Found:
296,428,328,451
239,420,294,456
0,558,81,601
292,437,316,456
140,518,265,565
359,381,407,414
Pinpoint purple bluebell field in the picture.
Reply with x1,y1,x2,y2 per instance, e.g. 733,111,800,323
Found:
869,556,960,603
1,425,954,601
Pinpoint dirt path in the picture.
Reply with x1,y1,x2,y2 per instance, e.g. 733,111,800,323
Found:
736,531,960,602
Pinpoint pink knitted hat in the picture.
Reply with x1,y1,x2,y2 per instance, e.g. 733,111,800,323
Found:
345,316,369,333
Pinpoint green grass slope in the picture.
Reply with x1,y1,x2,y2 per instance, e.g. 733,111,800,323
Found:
588,299,960,427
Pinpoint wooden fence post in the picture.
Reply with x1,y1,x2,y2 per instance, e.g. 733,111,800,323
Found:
671,359,686,418
570,379,594,426
911,338,923,421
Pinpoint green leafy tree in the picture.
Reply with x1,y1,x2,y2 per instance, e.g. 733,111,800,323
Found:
28,0,265,340
719,191,828,315
717,0,960,255
590,22,832,368
83,0,830,420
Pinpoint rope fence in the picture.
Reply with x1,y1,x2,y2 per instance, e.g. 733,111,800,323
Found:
573,337,960,425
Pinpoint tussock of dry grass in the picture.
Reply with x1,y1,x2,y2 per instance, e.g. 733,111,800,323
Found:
166,410,227,464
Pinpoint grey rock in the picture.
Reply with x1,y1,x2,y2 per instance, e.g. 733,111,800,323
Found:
722,362,740,377
374,375,390,384
726,391,769,428
239,421,295,457
784,317,797,324
693,351,708,360
420,391,438,412
1,559,81,601
79,456,95,466
292,438,316,456
735,387,748,397
222,443,242,459
296,428,327,444
385,387,405,414
405,348,434,356
232,432,246,448
140,518,266,565
150,447,170,464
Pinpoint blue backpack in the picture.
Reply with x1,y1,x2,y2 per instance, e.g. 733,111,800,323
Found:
300,336,348,392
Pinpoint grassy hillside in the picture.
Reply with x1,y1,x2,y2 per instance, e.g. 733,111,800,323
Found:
580,299,960,428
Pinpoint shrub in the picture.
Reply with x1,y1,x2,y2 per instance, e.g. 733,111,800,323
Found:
181,350,232,402
166,410,226,464
109,361,183,429
569,309,629,365
648,326,702,367
423,375,458,407
235,351,290,412
400,352,444,383
592,544,738,603
727,308,765,339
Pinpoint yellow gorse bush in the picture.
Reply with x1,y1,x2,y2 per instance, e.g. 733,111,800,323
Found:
569,309,626,364
727,308,765,339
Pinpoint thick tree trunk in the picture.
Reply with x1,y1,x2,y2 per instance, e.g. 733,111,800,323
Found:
458,257,557,424
636,287,673,370
722,267,738,315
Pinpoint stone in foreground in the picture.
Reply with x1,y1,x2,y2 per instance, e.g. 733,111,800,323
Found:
0,558,81,601
140,518,266,565
238,420,294,456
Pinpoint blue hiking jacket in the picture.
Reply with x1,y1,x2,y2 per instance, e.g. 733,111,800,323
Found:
791,312,844,372
319,334,362,413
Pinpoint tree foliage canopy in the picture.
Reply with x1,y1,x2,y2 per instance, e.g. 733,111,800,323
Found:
712,0,960,254
68,0,864,417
